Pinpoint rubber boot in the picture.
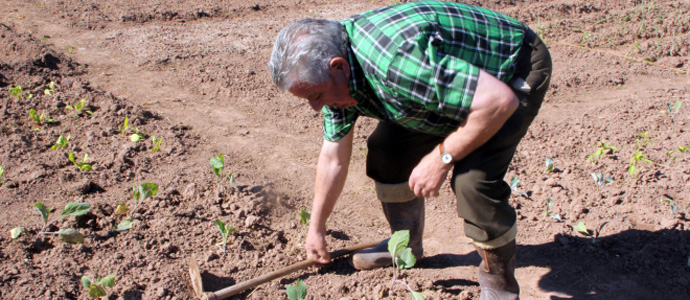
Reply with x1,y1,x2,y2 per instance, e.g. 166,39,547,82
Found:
352,197,425,270
475,240,520,300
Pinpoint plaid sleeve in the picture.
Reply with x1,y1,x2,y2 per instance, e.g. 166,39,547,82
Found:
387,33,479,122
322,106,359,141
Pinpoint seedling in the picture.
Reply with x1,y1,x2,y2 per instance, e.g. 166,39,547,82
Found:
667,145,689,161
9,85,33,100
591,173,614,191
286,279,307,300
544,157,554,173
587,142,618,163
118,116,142,142
296,209,311,244
214,219,236,253
545,198,562,222
82,274,116,299
44,81,56,96
68,152,93,171
34,202,91,244
661,198,680,216
627,151,653,177
388,230,424,300
573,221,608,244
10,227,24,239
210,153,239,189
66,98,93,116
0,166,4,185
150,136,162,153
509,177,529,199
665,100,682,121
29,108,53,129
51,134,70,150
116,183,158,231
635,131,653,149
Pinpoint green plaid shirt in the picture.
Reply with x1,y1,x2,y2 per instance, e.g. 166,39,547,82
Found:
322,0,527,141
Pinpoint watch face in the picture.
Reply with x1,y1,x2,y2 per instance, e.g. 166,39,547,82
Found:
441,153,453,164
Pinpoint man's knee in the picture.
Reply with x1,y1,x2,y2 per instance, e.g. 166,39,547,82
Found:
375,181,416,203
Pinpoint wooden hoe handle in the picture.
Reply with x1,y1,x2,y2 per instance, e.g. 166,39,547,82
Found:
196,240,382,300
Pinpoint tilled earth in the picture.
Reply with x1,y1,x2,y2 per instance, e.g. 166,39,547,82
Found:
1,1,689,299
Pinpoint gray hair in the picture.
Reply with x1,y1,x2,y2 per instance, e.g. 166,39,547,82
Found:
269,19,348,91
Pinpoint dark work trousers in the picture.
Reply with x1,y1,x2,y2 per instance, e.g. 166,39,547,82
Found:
366,28,552,245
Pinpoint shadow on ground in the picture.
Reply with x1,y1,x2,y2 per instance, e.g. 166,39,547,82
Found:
420,228,689,300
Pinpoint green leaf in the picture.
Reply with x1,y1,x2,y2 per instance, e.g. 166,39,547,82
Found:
98,274,116,288
545,157,554,173
58,228,84,244
210,154,224,177
129,133,144,142
68,152,76,163
388,230,410,257
215,219,228,236
80,164,92,171
88,284,107,298
286,279,307,300
299,209,311,226
29,108,37,119
228,173,239,188
10,227,23,239
81,276,92,289
574,222,591,236
397,247,416,269
116,219,133,231
34,203,52,224
138,183,159,201
509,177,520,191
114,203,128,216
61,202,91,217
410,291,425,300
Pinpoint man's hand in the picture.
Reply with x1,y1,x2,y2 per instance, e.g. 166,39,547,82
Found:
305,226,330,264
409,150,453,198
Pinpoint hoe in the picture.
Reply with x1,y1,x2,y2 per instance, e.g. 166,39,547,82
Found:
189,240,381,300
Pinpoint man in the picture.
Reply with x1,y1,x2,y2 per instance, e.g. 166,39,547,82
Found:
269,1,551,299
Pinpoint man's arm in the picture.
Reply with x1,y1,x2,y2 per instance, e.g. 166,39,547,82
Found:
409,69,519,198
305,129,354,263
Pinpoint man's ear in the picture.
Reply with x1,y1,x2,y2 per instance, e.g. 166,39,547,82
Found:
329,57,351,79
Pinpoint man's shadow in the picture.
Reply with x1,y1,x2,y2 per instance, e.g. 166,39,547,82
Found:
420,228,690,300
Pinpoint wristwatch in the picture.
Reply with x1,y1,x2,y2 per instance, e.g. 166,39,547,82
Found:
439,142,453,164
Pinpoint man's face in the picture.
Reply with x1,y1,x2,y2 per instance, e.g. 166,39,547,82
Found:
288,57,358,112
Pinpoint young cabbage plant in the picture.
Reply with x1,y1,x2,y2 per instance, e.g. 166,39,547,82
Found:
82,274,116,299
591,173,614,191
34,202,91,244
545,198,562,222
150,136,162,153
118,116,141,142
29,108,53,129
210,153,239,189
66,98,93,117
297,209,311,245
0,166,4,185
667,145,689,162
215,219,236,253
509,177,529,199
388,230,424,300
51,134,71,150
573,221,608,244
9,85,33,100
69,152,93,171
661,198,680,216
587,142,618,164
43,81,56,96
665,100,682,121
544,157,555,173
286,279,307,300
635,131,653,149
627,151,653,177
116,183,158,231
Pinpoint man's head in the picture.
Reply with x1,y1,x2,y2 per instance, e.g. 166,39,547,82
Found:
269,19,357,111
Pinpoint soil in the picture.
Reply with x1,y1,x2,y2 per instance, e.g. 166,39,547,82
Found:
1,1,689,300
